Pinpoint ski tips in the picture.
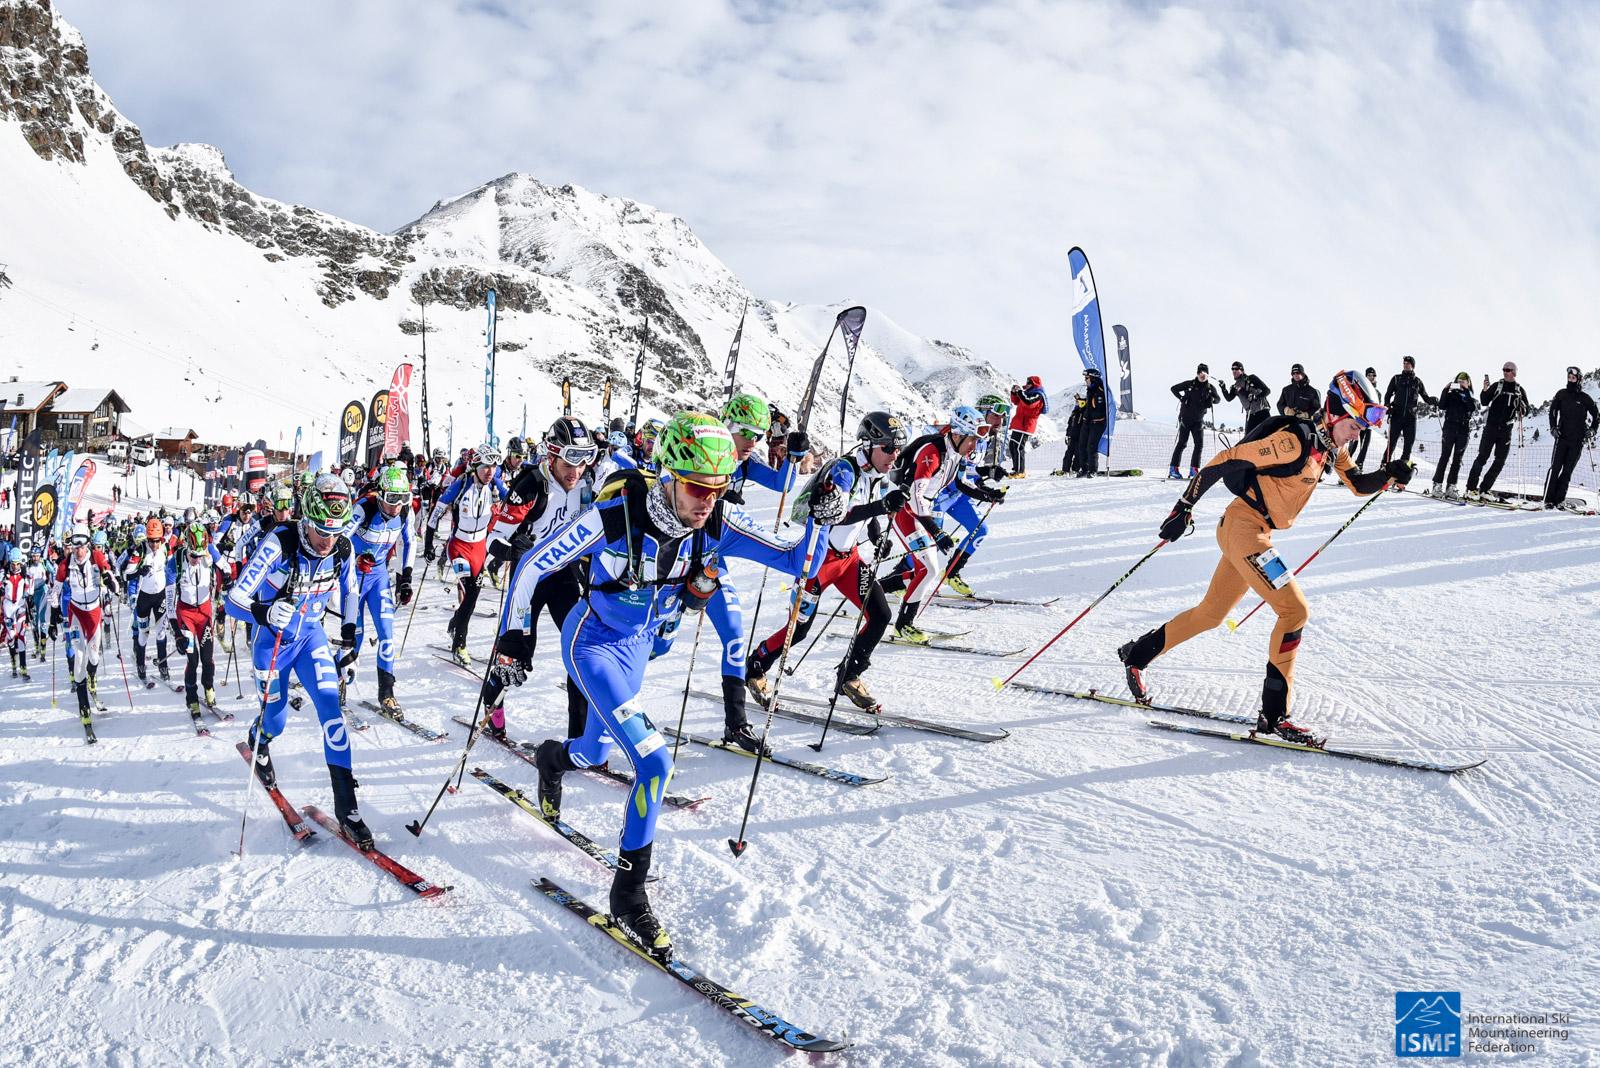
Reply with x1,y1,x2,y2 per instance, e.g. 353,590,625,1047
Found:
727,838,747,858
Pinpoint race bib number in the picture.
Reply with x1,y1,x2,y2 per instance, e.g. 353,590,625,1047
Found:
1247,547,1292,589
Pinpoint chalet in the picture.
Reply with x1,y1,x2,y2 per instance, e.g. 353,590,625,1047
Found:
43,386,132,450
155,427,200,463
0,378,67,439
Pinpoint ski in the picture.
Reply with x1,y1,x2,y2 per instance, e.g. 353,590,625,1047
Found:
1011,682,1254,725
234,741,315,843
659,725,887,786
533,878,849,1055
751,690,1009,742
470,768,650,875
879,634,1025,657
686,689,879,737
453,717,709,810
1146,720,1486,773
190,715,210,737
360,700,449,742
1416,488,1468,507
933,592,1059,608
300,805,451,897
206,702,235,722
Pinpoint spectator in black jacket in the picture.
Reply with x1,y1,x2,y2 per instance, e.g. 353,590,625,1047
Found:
1077,369,1107,475
1221,361,1272,432
1354,367,1381,469
1059,397,1087,475
1466,362,1531,498
1276,363,1321,418
1382,356,1436,467
1431,372,1477,496
1168,364,1220,477
1543,366,1598,507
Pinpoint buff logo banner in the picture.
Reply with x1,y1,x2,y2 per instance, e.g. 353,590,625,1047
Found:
1113,325,1134,415
339,400,364,467
364,390,389,470
1068,246,1115,456
722,300,747,402
834,305,869,433
382,363,414,461
484,288,498,446
32,483,58,545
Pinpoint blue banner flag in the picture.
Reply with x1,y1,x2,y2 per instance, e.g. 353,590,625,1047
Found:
1068,247,1115,456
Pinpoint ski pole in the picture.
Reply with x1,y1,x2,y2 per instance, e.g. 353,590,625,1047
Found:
110,601,135,710
50,633,57,709
407,624,504,837
783,598,847,677
808,532,893,752
397,557,429,656
1227,484,1389,632
935,499,1000,599
669,597,709,763
234,601,303,858
729,520,825,857
993,539,1169,692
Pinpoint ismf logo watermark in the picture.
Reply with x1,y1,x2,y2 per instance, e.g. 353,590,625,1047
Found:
1395,992,1461,1058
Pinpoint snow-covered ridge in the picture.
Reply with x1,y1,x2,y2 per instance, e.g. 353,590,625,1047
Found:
0,0,1012,450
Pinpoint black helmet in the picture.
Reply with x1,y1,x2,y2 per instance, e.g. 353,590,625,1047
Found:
506,436,526,458
545,416,599,466
857,411,909,450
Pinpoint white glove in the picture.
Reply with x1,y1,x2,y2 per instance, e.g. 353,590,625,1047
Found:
266,600,295,630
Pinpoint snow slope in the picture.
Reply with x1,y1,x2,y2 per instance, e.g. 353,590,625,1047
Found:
2,475,1595,1066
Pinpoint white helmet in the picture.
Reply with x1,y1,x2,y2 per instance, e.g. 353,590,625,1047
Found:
474,441,504,468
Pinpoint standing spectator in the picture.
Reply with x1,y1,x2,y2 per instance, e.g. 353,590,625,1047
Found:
1354,367,1381,469
1276,363,1321,418
1542,366,1598,508
1382,356,1435,469
1466,362,1531,500
1059,395,1087,475
1168,364,1220,479
1007,375,1049,478
1221,361,1271,432
1430,372,1477,497
1076,368,1108,476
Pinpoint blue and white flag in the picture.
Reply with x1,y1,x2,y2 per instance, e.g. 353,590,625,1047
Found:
1068,247,1115,456
484,288,498,445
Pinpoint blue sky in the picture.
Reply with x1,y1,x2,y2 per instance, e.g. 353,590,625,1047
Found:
57,0,1600,403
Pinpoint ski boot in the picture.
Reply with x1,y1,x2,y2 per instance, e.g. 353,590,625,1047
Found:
944,573,975,598
8,653,15,678
837,675,881,712
1254,710,1321,747
722,722,771,757
204,688,217,708
1117,627,1164,705
158,660,171,684
376,669,402,716
187,701,204,726
451,644,471,668
534,739,574,821
480,706,508,743
328,764,375,850
1188,467,1199,479
744,654,774,708
1445,485,1461,501
1168,466,1182,480
247,729,278,789
894,618,930,645
610,844,671,963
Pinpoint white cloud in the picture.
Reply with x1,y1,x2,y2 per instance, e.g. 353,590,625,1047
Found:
55,0,1600,402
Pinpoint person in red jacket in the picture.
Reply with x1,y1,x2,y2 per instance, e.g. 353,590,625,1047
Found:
1007,375,1049,478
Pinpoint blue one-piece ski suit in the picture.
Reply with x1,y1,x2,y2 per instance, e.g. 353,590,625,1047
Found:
346,496,414,676
225,526,359,768
501,474,828,850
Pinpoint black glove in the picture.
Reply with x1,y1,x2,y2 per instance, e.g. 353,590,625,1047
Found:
490,654,528,688
971,483,1007,505
138,563,151,577
809,482,847,524
397,568,414,606
786,431,810,459
722,486,745,506
934,532,956,554
879,487,908,513
1384,460,1414,486
1159,500,1194,543
423,531,436,562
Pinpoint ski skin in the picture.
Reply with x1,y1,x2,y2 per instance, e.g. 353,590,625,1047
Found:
300,805,451,898
533,878,849,1055
1146,720,1486,774
453,717,709,810
234,741,316,843
469,768,650,876
1012,682,1254,725
361,700,449,742
685,689,879,737
658,725,887,786
748,689,1010,742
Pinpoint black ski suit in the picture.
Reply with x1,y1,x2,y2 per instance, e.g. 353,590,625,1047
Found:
1077,378,1107,475
1431,384,1477,489
1382,371,1435,465
1169,378,1220,470
1466,379,1530,493
1221,372,1271,432
1544,383,1598,504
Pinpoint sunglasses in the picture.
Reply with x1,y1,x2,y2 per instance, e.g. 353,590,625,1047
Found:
1502,368,1516,375
672,473,731,501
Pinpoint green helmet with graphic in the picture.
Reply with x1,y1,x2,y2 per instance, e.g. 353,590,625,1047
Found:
268,481,295,511
655,411,738,477
377,463,411,506
183,522,209,555
301,473,354,536
721,392,772,437
976,393,1012,420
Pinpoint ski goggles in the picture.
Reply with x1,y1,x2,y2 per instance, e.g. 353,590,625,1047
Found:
671,472,732,501
1348,402,1387,429
379,489,410,508
68,534,91,548
548,442,599,466
728,422,766,441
